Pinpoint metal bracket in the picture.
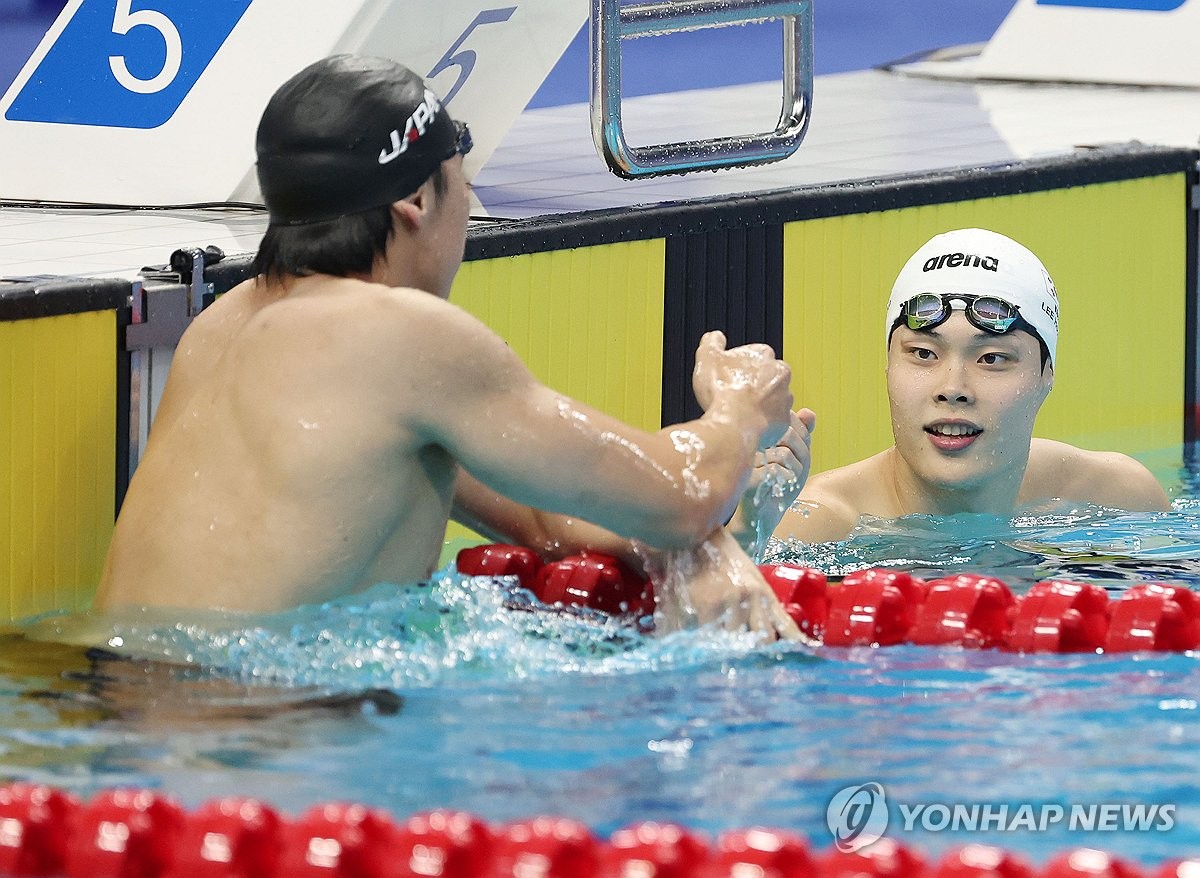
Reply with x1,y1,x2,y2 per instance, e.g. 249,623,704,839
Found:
123,245,225,475
590,0,813,179
125,282,190,350
126,245,223,350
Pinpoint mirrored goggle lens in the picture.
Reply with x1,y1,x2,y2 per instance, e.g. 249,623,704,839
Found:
970,296,1019,331
904,294,948,329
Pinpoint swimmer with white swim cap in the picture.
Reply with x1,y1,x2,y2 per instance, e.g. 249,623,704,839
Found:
97,55,802,640
761,228,1170,543
885,228,1061,371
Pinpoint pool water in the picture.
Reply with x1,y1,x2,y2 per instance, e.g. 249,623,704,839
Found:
7,453,1200,866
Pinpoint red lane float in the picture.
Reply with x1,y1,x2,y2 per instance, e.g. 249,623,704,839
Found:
458,546,652,619
455,545,542,594
0,783,78,878
66,789,184,878
279,802,396,877
759,565,829,640
1105,584,1200,653
932,844,1037,877
535,553,653,618
910,575,1014,649
1156,859,1200,878
457,545,1200,654
1042,848,1146,877
606,822,709,878
166,797,282,877
1007,581,1111,653
821,838,928,877
489,816,600,878
825,569,927,647
393,810,493,878
712,828,817,878
0,785,1191,878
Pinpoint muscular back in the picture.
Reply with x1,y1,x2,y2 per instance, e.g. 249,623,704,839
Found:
97,275,457,611
100,265,799,615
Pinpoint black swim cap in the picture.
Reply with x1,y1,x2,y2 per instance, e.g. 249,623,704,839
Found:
256,55,462,225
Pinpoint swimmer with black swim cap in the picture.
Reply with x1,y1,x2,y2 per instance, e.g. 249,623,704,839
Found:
255,54,472,226
251,54,474,290
97,54,801,642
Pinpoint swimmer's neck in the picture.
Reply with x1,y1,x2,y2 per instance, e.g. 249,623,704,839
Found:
258,225,452,299
884,447,1027,517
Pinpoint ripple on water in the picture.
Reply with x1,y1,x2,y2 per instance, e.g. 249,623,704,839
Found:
4,503,1200,863
19,570,818,693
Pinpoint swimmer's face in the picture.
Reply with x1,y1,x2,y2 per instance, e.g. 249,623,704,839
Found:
886,311,1052,495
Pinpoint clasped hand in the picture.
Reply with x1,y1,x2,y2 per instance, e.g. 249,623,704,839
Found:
692,330,793,447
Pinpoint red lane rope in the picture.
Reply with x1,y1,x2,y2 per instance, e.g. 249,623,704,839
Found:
0,782,1189,876
6,550,1190,874
457,544,1200,652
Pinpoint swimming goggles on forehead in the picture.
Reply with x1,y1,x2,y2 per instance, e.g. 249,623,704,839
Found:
900,292,1023,335
448,121,473,159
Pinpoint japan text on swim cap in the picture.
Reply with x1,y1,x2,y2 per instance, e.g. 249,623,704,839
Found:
884,228,1059,366
256,55,462,225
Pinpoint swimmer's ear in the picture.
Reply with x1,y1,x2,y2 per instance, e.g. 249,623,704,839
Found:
390,189,428,231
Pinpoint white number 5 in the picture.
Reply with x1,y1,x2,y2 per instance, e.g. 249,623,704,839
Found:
108,0,183,95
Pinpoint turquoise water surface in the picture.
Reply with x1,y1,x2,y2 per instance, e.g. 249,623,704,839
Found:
6,456,1200,867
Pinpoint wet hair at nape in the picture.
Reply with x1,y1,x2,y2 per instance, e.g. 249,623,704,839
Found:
254,165,448,282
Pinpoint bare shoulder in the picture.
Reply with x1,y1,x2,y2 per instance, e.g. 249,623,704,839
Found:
152,277,264,425
243,278,520,385
1024,438,1171,511
773,452,892,542
174,276,259,361
323,282,539,420
339,281,511,356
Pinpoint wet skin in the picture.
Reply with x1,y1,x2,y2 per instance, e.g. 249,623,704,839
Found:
886,311,1052,514
768,309,1171,543
97,152,800,641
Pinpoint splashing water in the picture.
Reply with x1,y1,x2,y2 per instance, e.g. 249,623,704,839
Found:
6,501,1200,862
746,468,798,561
642,526,807,641
21,568,811,693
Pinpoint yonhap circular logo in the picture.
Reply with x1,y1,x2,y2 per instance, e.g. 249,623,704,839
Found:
827,782,889,852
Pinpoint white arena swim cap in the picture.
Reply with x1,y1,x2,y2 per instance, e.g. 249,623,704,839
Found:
885,228,1059,366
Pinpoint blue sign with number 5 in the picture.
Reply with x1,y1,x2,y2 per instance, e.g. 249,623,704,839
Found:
6,0,253,129
1037,0,1186,9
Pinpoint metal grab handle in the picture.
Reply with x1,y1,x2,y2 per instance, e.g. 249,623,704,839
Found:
590,0,813,179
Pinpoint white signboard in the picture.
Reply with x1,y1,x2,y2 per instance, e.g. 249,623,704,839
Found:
0,0,586,204
976,0,1200,87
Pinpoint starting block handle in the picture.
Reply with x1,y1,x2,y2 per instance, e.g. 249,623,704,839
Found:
590,0,813,178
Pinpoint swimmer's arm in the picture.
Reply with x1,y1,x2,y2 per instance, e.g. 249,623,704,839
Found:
409,302,786,549
454,463,796,571
649,527,804,642
453,471,804,642
435,378,761,549
451,470,646,570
